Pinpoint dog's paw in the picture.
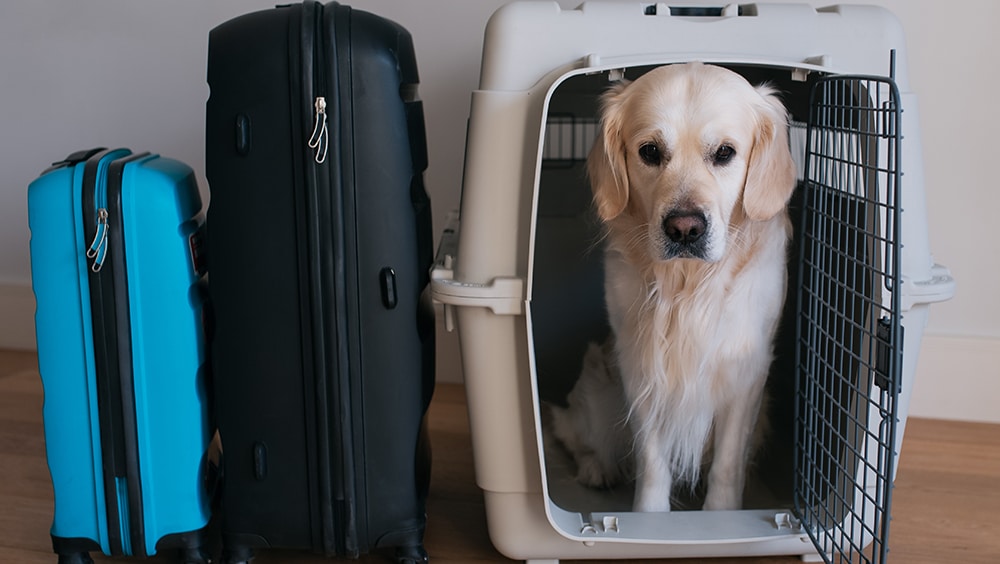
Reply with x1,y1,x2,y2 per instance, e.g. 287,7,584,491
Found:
575,453,623,489
702,489,741,511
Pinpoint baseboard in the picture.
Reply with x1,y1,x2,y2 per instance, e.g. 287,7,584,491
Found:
909,334,1000,424
0,283,35,351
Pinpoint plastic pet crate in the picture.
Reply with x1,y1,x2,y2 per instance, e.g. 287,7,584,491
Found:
431,3,955,563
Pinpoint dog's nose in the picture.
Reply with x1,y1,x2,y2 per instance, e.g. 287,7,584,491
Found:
663,212,707,244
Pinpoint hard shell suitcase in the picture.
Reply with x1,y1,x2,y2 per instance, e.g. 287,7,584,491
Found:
205,2,434,562
27,148,212,564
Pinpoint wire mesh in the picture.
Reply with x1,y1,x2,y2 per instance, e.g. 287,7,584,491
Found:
794,75,903,564
541,114,598,166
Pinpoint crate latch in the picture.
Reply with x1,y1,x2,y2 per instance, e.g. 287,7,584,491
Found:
431,273,525,331
900,263,956,311
430,212,525,331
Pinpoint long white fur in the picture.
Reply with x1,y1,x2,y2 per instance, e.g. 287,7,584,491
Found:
549,63,797,512
548,341,632,489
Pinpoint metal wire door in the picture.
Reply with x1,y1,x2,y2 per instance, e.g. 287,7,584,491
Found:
794,74,903,563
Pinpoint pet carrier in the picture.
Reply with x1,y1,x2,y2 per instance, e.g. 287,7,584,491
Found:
431,2,955,563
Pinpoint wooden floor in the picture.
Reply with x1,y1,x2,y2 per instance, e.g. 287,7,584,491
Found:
2,348,998,564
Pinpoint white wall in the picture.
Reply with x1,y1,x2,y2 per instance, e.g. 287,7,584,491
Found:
1,1,996,422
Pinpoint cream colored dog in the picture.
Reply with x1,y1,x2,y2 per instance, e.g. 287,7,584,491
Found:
550,63,796,512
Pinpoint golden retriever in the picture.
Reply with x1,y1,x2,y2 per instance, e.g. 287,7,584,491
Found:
550,62,796,512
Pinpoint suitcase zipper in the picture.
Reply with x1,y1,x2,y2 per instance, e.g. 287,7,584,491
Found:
104,152,152,558
87,208,109,272
308,96,328,163
303,2,359,556
307,0,328,165
308,1,340,553
80,149,152,557
87,154,119,272
81,148,131,556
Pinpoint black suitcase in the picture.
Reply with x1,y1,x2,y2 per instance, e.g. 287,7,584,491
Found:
205,2,434,562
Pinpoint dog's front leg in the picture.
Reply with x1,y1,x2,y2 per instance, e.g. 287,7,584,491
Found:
703,378,767,511
633,432,674,512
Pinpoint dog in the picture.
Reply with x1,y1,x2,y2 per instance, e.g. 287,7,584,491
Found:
549,62,796,512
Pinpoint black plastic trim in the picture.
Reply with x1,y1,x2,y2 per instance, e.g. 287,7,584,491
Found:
329,3,364,558
51,535,102,559
45,147,107,175
81,148,127,556
106,152,152,557
154,526,208,552
296,2,338,556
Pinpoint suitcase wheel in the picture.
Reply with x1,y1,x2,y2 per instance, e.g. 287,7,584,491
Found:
220,545,253,564
180,547,211,564
57,552,94,564
394,545,429,564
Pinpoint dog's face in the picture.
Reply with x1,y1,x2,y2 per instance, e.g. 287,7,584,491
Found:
588,63,797,263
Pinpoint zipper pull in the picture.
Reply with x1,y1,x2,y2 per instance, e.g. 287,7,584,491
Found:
87,208,109,273
307,96,328,164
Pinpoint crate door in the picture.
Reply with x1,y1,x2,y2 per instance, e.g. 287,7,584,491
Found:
794,75,903,564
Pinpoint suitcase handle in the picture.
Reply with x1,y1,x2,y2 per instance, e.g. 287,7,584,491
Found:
42,147,107,174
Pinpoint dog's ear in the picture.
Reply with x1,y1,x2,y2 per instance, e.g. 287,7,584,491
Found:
589,81,631,222
743,86,797,222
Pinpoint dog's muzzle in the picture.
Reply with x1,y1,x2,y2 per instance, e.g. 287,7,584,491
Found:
661,210,710,259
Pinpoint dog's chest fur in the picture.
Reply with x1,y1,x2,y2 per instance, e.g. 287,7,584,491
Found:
603,218,788,482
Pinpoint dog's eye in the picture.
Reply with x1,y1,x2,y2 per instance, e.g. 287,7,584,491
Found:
638,143,661,166
713,144,736,165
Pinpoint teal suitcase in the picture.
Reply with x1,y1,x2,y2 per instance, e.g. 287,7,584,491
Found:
28,148,212,563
